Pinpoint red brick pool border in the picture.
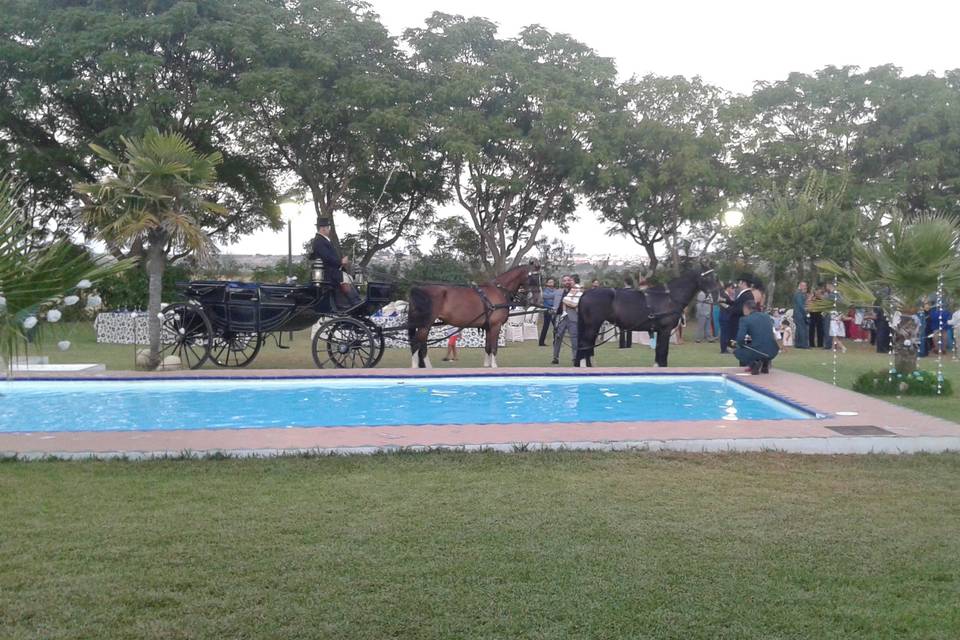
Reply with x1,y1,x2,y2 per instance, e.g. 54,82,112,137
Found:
2,367,958,458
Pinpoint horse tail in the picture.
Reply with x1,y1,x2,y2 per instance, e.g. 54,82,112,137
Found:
407,286,434,329
577,287,615,359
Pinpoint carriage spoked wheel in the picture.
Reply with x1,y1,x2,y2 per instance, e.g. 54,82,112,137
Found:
311,317,378,369
158,303,212,370
211,331,262,368
364,320,386,367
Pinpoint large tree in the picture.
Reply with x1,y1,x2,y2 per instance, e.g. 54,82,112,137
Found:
584,75,734,273
0,0,281,249
406,15,617,275
854,69,960,221
228,0,439,255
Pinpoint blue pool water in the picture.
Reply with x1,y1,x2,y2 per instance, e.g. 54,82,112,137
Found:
0,375,813,433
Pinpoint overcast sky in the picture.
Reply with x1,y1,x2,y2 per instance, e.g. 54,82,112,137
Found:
222,0,960,258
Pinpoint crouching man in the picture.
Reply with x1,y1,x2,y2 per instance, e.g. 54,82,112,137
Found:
731,299,779,374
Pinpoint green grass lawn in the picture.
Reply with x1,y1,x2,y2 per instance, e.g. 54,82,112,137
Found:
2,452,959,639
26,322,960,423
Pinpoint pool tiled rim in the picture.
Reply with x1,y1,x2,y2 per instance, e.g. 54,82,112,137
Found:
2,367,958,458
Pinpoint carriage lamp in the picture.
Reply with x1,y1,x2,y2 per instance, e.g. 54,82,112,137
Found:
310,260,326,285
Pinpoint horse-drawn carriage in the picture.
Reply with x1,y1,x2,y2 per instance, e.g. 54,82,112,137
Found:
158,266,394,370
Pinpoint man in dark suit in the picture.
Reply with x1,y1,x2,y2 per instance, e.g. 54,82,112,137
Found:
310,217,361,306
726,274,755,350
732,299,779,374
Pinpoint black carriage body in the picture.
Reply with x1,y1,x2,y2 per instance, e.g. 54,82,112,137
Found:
175,279,394,335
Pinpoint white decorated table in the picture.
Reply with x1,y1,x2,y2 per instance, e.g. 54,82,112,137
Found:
94,311,150,344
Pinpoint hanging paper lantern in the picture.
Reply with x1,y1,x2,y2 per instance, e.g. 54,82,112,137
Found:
63,295,80,306
22,316,38,330
47,309,62,323
76,279,92,289
58,340,71,351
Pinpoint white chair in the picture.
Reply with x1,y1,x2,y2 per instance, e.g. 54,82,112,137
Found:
504,314,525,342
522,307,540,341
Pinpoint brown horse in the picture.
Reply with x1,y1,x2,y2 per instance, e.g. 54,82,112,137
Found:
407,263,540,368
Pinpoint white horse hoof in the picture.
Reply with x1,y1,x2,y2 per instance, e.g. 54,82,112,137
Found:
490,355,498,368
424,356,433,369
411,354,419,369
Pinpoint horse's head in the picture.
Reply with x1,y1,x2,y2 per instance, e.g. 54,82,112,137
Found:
495,260,541,306
695,261,721,301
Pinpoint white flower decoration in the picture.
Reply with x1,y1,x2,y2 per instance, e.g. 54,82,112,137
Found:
63,295,80,306
86,294,102,308
22,316,38,330
76,279,92,289
46,309,62,322
58,340,71,351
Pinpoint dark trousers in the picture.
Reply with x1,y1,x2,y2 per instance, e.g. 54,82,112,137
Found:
793,312,809,348
538,311,555,346
719,313,731,353
809,312,823,347
618,327,633,348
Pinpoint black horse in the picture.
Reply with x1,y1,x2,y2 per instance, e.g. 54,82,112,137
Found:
576,265,721,367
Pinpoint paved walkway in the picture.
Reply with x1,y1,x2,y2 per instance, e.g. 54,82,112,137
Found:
2,367,958,458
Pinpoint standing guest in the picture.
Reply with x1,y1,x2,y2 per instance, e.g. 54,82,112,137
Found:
929,302,951,354
538,278,558,347
551,275,574,365
695,290,712,343
822,282,838,350
874,305,891,353
726,274,755,351
718,282,736,353
563,275,584,365
792,281,809,348
750,278,766,312
591,278,601,289
829,309,847,353
442,331,461,362
619,274,635,348
808,287,823,348
731,299,779,374
781,318,794,352
948,306,960,356
918,301,930,357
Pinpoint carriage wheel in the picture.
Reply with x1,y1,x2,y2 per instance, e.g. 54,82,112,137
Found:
311,317,377,369
158,303,212,370
364,321,386,367
211,331,262,368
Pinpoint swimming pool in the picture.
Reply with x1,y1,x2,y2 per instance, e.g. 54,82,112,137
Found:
0,375,814,433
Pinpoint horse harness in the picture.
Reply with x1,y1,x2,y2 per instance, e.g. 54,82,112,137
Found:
473,284,515,330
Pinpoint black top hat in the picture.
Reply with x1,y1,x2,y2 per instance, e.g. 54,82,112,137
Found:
317,217,332,228
737,273,753,285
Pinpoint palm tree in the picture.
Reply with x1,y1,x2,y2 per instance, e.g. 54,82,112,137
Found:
77,129,225,368
813,215,960,374
0,173,134,374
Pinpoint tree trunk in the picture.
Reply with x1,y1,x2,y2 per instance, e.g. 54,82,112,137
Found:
146,242,167,370
892,314,919,375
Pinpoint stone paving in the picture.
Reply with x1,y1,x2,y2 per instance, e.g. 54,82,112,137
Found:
2,367,958,458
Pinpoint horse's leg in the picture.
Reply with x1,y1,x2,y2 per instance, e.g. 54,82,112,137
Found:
488,324,499,368
408,326,421,368
655,326,671,367
410,327,431,368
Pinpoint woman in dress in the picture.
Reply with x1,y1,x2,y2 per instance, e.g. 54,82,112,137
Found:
830,310,847,353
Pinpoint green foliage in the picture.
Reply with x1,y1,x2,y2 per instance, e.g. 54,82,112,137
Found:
0,173,135,370
407,16,617,273
0,0,280,244
853,368,953,397
96,263,192,311
735,171,861,278
583,75,735,273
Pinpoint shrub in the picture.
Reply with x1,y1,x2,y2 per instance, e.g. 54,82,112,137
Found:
853,368,953,396
96,264,192,310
